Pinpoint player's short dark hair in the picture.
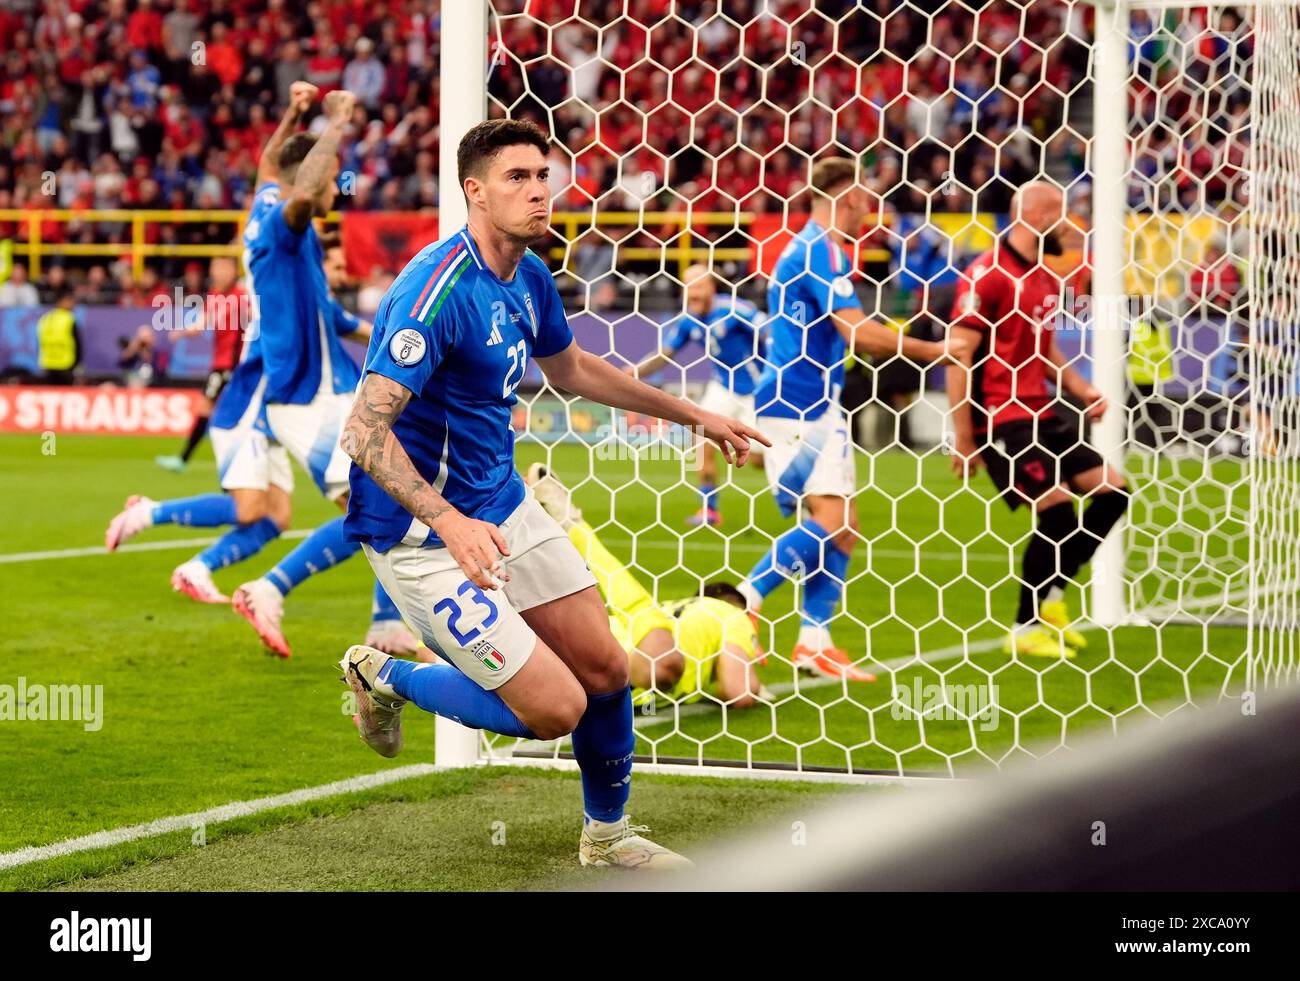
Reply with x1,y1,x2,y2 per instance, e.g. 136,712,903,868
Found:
278,133,317,184
809,157,859,198
702,582,747,610
457,119,551,189
318,231,342,252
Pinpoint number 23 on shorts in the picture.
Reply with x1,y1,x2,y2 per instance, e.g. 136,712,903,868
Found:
433,580,500,646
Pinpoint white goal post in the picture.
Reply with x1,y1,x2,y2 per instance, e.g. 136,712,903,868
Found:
426,0,1299,779
435,0,490,770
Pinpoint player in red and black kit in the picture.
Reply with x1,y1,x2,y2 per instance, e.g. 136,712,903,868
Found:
946,182,1129,659
157,256,248,472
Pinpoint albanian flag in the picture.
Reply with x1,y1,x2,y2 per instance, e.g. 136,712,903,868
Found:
340,212,442,277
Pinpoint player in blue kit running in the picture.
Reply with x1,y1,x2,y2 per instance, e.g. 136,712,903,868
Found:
106,86,420,659
104,84,320,597
228,88,420,659
740,157,968,681
338,119,767,869
106,85,310,594
627,263,767,527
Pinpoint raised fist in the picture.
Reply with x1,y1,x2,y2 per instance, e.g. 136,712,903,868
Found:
323,89,357,124
288,81,319,115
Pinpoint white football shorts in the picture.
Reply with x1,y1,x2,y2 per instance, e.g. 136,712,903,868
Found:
759,409,856,516
697,379,757,431
363,491,598,691
265,390,355,502
211,422,294,494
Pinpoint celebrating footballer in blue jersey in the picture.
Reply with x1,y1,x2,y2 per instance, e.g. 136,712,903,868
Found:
226,88,421,661
740,157,968,682
627,263,768,527
104,84,320,596
105,85,421,661
338,119,768,869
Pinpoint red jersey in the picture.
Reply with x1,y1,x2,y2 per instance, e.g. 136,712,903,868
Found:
208,287,248,372
126,9,163,50
951,243,1061,432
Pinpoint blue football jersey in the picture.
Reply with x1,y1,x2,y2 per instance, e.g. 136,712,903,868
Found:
241,182,361,406
753,219,861,420
662,295,766,395
345,227,575,552
210,186,278,431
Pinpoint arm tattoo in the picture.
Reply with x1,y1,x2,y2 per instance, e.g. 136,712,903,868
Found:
342,375,452,525
295,122,345,195
283,121,346,231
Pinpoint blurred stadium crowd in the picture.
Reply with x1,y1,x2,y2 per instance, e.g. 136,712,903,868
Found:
0,1,1253,331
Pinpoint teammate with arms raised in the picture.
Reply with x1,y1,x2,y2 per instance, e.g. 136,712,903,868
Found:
338,119,767,868
225,89,419,659
627,264,767,527
739,157,964,680
106,83,317,602
947,181,1129,658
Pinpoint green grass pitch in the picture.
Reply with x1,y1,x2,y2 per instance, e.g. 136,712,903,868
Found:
0,431,1245,890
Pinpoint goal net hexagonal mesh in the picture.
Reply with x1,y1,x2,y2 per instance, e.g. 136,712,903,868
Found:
461,0,1296,780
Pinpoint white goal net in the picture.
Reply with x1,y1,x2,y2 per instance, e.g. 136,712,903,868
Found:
1118,0,1299,693
440,0,1299,780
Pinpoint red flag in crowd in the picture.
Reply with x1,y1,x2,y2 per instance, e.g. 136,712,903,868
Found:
340,212,442,278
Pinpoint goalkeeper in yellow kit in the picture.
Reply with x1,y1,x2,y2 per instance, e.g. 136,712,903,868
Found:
526,465,767,710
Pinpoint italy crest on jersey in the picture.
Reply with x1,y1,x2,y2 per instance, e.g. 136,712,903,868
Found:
522,293,538,337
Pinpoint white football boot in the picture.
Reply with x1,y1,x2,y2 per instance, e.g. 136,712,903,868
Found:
579,816,694,870
105,495,156,551
340,644,407,758
524,463,582,529
232,577,292,658
171,560,229,604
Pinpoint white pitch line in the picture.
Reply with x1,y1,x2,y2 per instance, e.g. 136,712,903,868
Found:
3,589,1254,873
0,530,311,565
0,763,440,873
4,635,1006,873
632,632,1015,728
620,580,1263,734
613,540,1007,563
0,532,1005,566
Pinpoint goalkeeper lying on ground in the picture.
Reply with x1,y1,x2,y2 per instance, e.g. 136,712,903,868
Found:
526,465,769,710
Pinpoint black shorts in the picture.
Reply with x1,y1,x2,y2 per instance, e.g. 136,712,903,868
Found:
874,355,923,398
204,369,232,402
981,413,1104,509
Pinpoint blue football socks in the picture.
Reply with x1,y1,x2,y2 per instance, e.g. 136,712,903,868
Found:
371,579,403,623
196,517,282,571
265,517,360,596
379,658,535,739
571,687,634,823
151,494,237,527
743,519,832,599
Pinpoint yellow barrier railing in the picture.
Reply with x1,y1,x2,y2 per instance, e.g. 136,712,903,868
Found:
0,207,994,284
0,209,343,280
2,207,1236,295
0,208,868,283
